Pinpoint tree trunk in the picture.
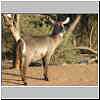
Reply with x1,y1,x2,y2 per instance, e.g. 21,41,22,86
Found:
3,14,20,42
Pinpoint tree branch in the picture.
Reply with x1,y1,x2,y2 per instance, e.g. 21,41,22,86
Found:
89,26,93,48
67,15,81,33
75,46,97,54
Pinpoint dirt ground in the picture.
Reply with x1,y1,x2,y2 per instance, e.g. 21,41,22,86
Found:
2,64,98,86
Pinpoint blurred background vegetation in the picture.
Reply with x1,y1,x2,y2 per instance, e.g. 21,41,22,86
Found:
2,14,98,64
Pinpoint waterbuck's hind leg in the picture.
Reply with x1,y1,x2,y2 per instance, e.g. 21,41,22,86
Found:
15,46,20,69
18,39,27,85
14,39,22,70
20,56,27,85
11,42,17,69
42,57,48,81
15,57,20,70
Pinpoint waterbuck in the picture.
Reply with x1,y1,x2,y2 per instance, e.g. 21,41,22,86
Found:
3,14,70,85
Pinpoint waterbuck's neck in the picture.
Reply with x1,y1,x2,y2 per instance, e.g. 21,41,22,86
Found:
50,32,64,39
50,32,63,48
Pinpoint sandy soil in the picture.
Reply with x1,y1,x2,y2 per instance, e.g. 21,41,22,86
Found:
2,64,98,86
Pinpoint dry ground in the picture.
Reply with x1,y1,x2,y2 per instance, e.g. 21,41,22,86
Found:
2,64,98,86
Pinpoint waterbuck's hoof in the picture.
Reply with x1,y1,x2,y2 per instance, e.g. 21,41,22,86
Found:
44,77,49,81
23,82,27,86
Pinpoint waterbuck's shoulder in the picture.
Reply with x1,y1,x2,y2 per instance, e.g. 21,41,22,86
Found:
22,35,62,49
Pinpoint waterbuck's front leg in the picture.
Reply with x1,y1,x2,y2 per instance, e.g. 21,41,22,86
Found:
42,56,49,81
42,50,55,81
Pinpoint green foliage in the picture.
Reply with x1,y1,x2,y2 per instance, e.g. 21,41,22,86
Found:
2,31,16,59
50,32,80,64
20,14,52,36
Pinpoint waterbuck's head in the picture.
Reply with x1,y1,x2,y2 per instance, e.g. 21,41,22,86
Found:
51,17,70,37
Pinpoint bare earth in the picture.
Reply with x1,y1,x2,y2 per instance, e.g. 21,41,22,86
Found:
2,64,98,86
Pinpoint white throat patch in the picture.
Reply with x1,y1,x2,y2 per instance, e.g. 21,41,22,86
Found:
59,33,63,37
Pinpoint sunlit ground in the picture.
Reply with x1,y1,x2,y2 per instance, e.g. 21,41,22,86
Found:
2,62,98,86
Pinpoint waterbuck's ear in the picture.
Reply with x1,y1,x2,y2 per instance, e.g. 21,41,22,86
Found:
46,16,55,24
62,17,70,25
